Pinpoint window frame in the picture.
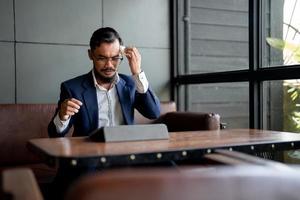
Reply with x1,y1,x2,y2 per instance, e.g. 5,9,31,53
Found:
172,0,300,129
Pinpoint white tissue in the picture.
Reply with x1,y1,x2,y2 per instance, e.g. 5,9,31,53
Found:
120,45,126,54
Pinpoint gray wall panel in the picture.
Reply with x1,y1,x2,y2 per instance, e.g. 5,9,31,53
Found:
191,7,247,27
189,84,248,102
191,24,248,41
16,43,91,103
118,48,170,101
0,0,14,41
189,0,249,75
191,0,248,11
191,39,248,57
103,0,170,48
190,56,248,73
1,0,170,103
190,104,249,118
0,42,15,103
15,0,102,44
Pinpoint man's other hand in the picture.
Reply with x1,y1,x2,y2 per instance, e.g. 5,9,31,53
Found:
59,98,83,121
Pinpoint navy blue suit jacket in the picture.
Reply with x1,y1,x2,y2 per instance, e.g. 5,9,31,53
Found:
48,71,160,137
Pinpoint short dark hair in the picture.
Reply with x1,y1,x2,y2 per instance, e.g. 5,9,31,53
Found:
89,27,123,50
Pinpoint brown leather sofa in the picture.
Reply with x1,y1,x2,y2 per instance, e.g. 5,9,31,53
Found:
0,102,220,184
0,104,58,184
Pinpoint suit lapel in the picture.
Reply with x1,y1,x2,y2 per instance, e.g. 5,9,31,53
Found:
82,73,98,129
116,78,131,124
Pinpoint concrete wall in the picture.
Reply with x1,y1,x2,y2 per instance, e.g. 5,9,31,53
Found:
0,0,170,103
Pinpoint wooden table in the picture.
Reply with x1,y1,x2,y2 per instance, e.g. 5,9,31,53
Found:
27,129,300,168
65,166,300,200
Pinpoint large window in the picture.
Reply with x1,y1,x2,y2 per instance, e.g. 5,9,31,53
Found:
262,0,300,132
173,0,300,132
264,0,300,67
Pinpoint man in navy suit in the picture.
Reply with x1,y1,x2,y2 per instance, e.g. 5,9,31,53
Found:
45,27,161,199
48,27,160,137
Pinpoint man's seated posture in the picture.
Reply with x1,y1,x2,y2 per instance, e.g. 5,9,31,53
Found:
48,27,160,137
46,27,160,200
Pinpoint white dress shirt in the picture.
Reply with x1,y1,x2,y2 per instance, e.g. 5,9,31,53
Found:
53,70,149,133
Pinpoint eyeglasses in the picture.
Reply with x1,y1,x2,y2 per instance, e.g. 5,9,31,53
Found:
95,55,123,64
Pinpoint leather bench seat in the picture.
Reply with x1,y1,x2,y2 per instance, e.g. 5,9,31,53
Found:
0,102,220,183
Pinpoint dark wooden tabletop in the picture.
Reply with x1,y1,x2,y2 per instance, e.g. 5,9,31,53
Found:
65,166,300,200
27,129,300,167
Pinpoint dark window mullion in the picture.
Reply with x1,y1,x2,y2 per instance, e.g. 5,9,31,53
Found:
176,65,300,85
249,0,261,129
183,0,190,111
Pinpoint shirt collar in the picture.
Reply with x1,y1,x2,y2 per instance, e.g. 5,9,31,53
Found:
92,69,120,90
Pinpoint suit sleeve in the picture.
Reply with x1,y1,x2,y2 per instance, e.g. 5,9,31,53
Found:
48,83,74,137
134,85,160,119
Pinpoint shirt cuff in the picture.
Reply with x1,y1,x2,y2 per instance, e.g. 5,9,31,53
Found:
133,71,149,93
53,113,70,133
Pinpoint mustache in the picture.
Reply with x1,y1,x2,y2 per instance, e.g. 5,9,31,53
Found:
101,68,116,72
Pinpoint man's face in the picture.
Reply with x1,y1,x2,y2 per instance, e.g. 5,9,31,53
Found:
88,40,122,83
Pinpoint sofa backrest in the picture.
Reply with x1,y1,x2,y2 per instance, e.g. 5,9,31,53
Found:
0,104,57,166
134,101,176,124
0,102,176,166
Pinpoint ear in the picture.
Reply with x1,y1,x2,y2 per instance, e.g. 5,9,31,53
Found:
88,49,92,60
